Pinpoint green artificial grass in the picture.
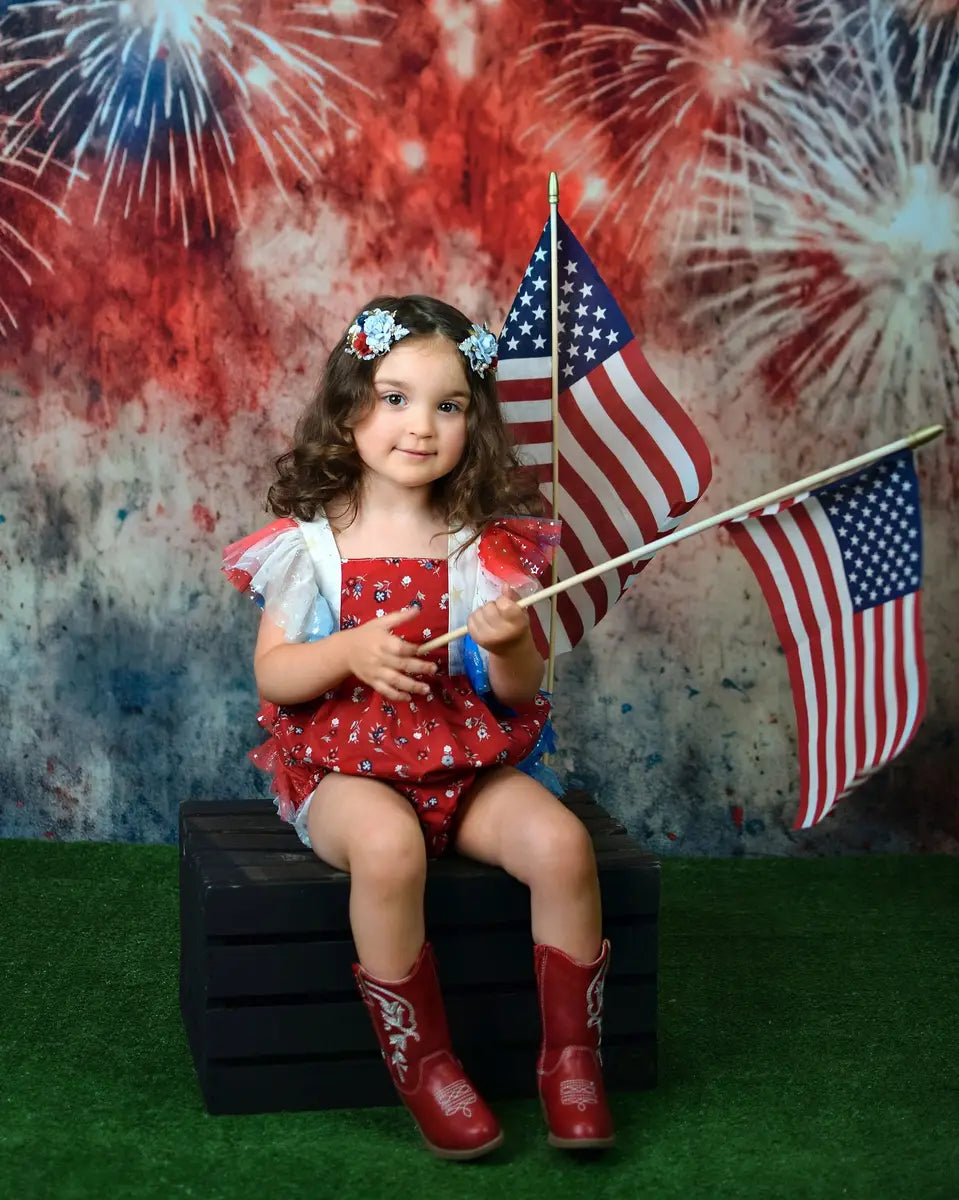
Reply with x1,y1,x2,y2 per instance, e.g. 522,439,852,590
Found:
1,841,956,1200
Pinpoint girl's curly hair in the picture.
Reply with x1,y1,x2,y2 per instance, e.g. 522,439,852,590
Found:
267,294,546,536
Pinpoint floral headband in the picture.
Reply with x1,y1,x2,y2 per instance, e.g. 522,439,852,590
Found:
458,323,498,377
344,309,498,377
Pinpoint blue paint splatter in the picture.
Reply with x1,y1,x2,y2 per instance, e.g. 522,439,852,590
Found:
621,702,632,714
0,514,5,524
117,508,129,522
645,752,663,772
686,686,699,697
745,818,765,836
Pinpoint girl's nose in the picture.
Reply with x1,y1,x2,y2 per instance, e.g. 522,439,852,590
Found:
407,404,435,436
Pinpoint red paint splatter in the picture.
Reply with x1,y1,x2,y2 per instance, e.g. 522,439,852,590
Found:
666,831,677,840
192,503,217,533
730,804,744,831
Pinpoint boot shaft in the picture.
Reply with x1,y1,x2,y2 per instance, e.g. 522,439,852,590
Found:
354,942,451,1088
534,939,610,1052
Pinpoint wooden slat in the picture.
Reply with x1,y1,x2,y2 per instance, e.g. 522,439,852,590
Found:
202,979,657,1059
203,916,658,998
197,1036,657,1114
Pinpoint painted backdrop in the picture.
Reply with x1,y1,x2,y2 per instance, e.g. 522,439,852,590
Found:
1,0,956,854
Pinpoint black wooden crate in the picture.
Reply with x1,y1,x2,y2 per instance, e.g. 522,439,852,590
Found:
179,790,659,1115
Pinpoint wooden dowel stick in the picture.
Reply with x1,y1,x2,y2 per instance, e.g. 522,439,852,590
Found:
418,424,945,655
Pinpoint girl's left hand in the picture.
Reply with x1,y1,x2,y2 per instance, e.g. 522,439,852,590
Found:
467,586,532,654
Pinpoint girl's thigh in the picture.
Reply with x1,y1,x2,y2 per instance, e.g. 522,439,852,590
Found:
452,765,592,881
306,773,425,873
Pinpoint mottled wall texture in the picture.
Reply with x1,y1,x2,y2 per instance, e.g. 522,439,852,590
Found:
1,0,956,854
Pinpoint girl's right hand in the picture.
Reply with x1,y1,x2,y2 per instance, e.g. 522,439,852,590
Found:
346,608,438,701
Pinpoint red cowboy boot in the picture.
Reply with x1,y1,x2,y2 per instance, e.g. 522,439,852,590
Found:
534,938,615,1149
354,942,503,1160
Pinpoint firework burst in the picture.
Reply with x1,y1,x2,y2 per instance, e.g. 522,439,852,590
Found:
522,0,843,255
0,0,389,244
0,114,70,336
687,49,959,429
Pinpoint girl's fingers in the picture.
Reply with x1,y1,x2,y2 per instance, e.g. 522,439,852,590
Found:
387,669,431,697
377,606,421,630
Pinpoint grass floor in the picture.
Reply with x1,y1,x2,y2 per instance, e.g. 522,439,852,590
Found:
1,841,957,1200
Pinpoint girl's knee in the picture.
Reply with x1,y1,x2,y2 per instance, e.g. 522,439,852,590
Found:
524,810,596,885
349,809,427,891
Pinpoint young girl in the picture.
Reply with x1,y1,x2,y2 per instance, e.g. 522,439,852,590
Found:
223,295,614,1159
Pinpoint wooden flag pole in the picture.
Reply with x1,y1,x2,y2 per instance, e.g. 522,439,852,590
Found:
545,170,561,695
419,424,945,656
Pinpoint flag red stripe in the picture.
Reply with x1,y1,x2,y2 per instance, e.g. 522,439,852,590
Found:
558,385,659,540
793,505,848,824
498,376,551,404
588,347,688,520
761,516,831,827
556,509,610,624
890,602,909,760
622,340,713,492
557,451,631,563
727,522,815,827
901,594,927,753
508,421,552,447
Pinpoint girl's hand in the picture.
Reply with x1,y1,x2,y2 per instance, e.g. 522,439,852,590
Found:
467,586,533,654
346,608,438,701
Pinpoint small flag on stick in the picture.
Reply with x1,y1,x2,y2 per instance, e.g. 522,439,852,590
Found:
497,216,712,655
726,449,927,828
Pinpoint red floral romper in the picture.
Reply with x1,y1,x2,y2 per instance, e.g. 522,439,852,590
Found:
250,554,550,857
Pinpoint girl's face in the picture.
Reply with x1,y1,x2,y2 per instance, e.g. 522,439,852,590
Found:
352,335,470,495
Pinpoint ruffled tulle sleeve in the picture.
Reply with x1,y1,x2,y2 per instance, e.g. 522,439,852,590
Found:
222,517,335,642
476,515,562,598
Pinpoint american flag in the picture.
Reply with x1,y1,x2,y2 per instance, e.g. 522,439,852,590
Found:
497,216,712,654
727,449,927,829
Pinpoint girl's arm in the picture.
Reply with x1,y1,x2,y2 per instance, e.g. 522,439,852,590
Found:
467,590,545,708
255,608,437,705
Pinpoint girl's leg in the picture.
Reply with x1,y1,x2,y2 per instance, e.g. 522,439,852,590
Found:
306,774,426,979
453,767,614,1150
453,766,602,962
306,773,503,1160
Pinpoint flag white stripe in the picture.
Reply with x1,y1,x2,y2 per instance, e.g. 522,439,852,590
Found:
558,415,651,550
892,592,920,757
781,504,840,818
497,356,552,380
878,601,900,766
569,370,672,523
807,502,860,798
605,353,703,502
861,607,878,771
501,398,551,423
742,519,822,827
515,441,552,467
556,485,622,612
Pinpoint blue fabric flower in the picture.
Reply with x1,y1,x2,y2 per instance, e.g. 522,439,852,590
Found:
458,323,498,376
345,309,410,360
